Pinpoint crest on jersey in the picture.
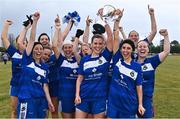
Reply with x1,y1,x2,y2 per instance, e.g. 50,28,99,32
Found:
143,65,148,70
130,71,135,77
98,59,102,64
73,69,77,74
92,68,97,72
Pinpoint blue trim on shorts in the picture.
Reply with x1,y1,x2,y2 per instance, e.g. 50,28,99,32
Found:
10,86,19,97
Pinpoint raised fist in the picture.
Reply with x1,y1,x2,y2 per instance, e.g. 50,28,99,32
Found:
54,14,61,29
86,16,92,26
5,20,13,25
148,5,154,15
159,29,168,36
33,12,40,21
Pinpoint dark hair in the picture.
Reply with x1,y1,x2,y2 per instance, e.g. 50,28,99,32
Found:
32,42,43,51
38,33,50,42
120,39,135,51
91,34,104,43
128,30,139,38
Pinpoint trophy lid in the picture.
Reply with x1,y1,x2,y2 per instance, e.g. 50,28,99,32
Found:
92,23,105,35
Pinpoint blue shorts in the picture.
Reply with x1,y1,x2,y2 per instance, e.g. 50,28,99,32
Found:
107,105,136,118
137,96,154,118
17,98,48,118
49,80,59,97
76,99,106,114
10,86,19,97
59,100,75,113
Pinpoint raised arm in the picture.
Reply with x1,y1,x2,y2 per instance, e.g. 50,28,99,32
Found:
1,20,12,49
105,23,113,52
146,5,157,43
72,37,81,64
113,9,124,54
73,29,84,64
17,22,31,51
83,16,92,43
52,15,62,59
62,20,74,41
26,12,40,56
119,26,127,40
159,29,170,62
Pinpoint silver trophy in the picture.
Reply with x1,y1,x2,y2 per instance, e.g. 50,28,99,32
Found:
97,5,116,22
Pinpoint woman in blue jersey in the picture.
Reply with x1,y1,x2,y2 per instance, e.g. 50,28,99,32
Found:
17,12,54,118
106,9,145,118
136,29,170,118
1,19,31,118
51,15,80,118
41,46,60,118
126,5,157,46
75,22,113,118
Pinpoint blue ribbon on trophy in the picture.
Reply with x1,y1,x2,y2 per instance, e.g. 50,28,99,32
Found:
62,11,81,26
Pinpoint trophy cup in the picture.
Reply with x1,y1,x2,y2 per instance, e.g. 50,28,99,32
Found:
92,5,116,35
97,5,116,22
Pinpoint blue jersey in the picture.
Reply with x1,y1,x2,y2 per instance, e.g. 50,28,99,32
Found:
57,54,79,100
18,51,48,100
6,45,22,86
46,54,59,82
108,51,142,115
78,48,112,101
138,54,161,97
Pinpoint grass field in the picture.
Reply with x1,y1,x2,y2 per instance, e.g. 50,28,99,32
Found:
0,55,180,118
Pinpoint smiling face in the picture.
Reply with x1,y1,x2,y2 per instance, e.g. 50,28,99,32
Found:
91,37,104,56
121,43,133,61
32,44,43,62
62,44,73,58
137,41,149,58
39,34,49,46
128,30,139,46
81,44,92,56
42,48,52,62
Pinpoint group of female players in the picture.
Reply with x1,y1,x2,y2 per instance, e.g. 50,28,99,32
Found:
1,5,170,118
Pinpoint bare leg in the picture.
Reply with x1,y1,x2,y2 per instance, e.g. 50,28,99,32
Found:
75,108,88,118
11,96,18,118
61,112,75,119
51,97,59,118
93,112,105,118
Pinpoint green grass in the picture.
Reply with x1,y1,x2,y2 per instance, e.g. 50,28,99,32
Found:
0,61,11,118
154,55,180,117
0,56,180,117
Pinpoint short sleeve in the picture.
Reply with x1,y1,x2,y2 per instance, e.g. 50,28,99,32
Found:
135,63,143,86
101,47,112,62
149,54,161,69
78,57,85,75
6,45,18,57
